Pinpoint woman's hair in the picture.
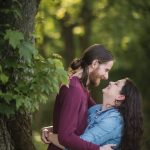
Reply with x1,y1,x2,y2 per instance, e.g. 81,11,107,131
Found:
69,44,113,87
118,79,143,150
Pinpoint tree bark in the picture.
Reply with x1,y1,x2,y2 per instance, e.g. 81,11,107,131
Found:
0,0,40,149
79,0,95,51
60,20,75,66
58,0,96,67
0,117,14,150
7,113,36,150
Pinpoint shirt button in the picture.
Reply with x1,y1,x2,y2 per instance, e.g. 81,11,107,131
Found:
95,116,98,119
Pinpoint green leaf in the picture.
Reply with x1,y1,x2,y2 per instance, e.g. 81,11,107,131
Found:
3,92,14,103
16,97,24,110
0,103,15,116
51,53,62,59
4,58,18,68
0,73,9,84
4,29,24,49
55,68,68,85
53,59,63,68
19,41,38,63
39,94,48,103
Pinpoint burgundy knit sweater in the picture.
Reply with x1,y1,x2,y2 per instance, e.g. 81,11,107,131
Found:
47,76,99,150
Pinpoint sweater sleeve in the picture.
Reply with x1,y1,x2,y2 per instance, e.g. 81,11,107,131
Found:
57,85,99,150
88,93,96,108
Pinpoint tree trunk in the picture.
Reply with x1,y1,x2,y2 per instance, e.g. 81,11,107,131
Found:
0,117,14,150
7,113,36,150
0,0,40,149
79,0,95,51
59,14,76,66
59,0,96,67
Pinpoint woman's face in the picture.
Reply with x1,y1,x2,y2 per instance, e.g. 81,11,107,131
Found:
102,78,127,100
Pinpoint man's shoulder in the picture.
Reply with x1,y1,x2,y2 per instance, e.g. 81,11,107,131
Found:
60,76,84,93
69,76,81,87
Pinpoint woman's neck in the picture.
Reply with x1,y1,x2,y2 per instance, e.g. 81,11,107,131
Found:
102,97,114,110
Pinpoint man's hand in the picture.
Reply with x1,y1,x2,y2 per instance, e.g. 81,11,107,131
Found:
100,144,116,150
41,126,53,144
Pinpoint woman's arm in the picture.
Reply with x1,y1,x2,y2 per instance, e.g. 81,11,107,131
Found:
80,115,122,145
47,132,116,150
47,111,121,148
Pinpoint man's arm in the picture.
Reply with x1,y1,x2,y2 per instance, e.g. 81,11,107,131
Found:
88,93,96,108
48,132,65,149
57,85,99,150
47,133,116,150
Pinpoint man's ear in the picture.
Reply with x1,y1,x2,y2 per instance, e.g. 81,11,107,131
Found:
116,95,125,101
91,59,99,69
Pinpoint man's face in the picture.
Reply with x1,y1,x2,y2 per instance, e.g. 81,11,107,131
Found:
89,60,114,87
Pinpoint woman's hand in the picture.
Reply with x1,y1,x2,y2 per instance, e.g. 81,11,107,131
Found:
100,144,116,150
41,126,53,144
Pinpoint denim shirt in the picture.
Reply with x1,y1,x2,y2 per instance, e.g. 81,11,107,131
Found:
80,104,124,150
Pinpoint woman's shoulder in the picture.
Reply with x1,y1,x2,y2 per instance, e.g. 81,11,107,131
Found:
108,108,122,117
104,108,124,124
88,104,102,114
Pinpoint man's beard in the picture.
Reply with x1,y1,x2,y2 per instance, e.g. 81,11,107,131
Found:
89,69,101,87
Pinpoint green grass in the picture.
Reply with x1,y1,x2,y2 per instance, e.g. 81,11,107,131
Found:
33,131,48,150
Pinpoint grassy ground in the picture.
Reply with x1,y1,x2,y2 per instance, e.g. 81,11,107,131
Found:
33,131,48,150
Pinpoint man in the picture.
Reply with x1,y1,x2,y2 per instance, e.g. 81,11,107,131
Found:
41,44,115,150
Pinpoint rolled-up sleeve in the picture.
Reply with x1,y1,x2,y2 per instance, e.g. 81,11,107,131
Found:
80,116,120,145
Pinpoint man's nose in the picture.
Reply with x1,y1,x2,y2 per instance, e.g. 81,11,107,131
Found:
104,73,108,80
109,81,114,85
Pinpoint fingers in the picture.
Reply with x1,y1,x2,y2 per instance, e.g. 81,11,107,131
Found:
100,144,116,150
42,126,53,132
108,144,116,147
110,144,117,149
41,128,51,144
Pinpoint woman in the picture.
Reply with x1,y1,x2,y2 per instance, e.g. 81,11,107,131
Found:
47,78,143,150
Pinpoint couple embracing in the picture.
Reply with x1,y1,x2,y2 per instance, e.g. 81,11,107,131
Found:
41,44,143,150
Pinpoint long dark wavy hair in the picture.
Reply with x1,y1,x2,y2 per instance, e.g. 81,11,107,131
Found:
69,44,113,87
117,79,143,150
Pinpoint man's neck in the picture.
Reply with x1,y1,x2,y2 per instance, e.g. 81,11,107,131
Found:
72,68,83,79
72,68,91,87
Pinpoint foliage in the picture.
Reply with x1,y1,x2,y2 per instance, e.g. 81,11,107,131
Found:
0,29,68,115
4,29,24,49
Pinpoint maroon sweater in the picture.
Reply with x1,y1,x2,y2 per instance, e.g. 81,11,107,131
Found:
47,76,99,150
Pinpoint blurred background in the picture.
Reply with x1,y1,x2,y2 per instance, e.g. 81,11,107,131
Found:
32,0,150,149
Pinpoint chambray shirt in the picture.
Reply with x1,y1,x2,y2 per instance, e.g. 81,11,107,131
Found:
80,104,124,150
